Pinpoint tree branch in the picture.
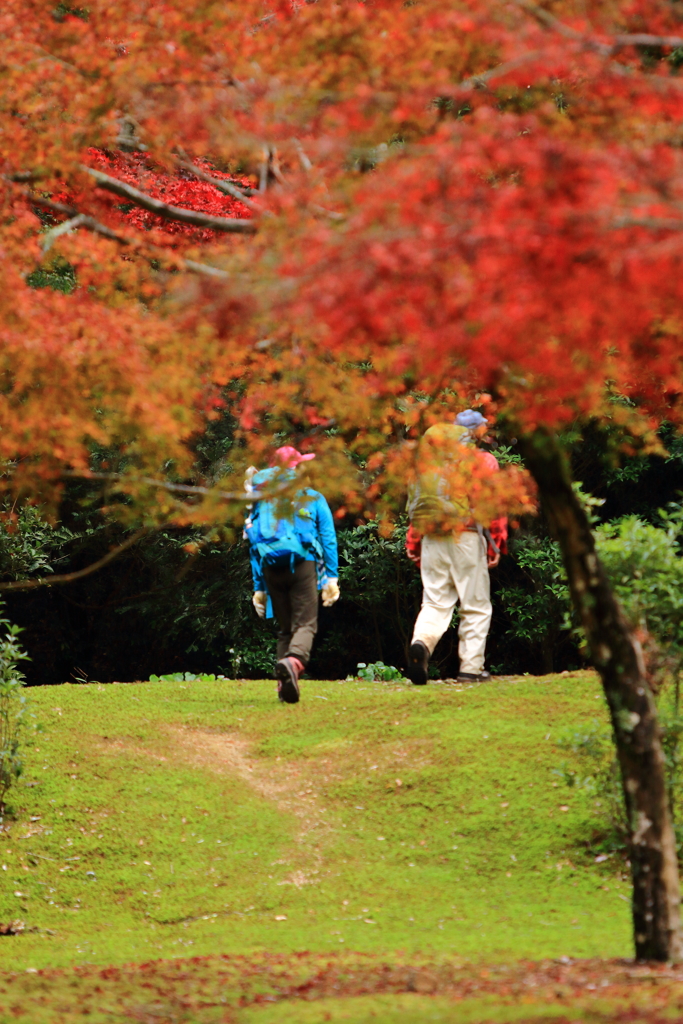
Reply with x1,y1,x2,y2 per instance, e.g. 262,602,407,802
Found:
67,471,254,502
80,165,257,234
175,158,264,213
0,528,151,591
6,181,230,279
4,171,41,184
18,191,78,217
64,469,303,503
181,258,231,279
40,213,88,251
512,0,683,57
613,34,683,51
612,216,683,230
457,50,546,91
511,0,610,52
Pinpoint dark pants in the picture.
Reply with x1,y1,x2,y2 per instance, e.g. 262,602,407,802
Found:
263,560,318,665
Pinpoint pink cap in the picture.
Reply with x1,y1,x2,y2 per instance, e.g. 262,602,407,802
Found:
273,445,316,468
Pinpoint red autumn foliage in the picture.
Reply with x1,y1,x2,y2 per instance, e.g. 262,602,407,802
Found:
3,0,683,961
0,0,681,510
52,150,253,243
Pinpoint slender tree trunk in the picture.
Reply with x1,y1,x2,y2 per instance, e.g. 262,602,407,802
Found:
518,429,681,962
539,634,554,675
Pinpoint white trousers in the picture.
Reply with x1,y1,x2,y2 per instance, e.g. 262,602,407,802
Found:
411,532,492,675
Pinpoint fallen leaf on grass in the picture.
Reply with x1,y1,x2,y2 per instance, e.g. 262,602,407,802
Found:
0,920,24,935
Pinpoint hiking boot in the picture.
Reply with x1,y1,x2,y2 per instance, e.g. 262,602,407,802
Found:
276,656,302,704
457,671,492,683
406,640,429,686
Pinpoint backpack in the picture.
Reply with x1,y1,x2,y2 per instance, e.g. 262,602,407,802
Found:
406,424,472,534
406,473,470,534
245,469,323,570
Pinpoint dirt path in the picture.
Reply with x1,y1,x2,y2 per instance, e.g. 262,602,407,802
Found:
168,726,332,887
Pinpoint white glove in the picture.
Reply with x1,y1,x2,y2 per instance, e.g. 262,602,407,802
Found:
244,466,257,497
321,578,340,607
252,591,267,618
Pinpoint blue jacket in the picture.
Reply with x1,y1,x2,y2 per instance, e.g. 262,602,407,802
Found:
247,470,338,592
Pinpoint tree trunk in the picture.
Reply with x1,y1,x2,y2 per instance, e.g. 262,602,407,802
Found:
539,633,554,675
518,429,681,962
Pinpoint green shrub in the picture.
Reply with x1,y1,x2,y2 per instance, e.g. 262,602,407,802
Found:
348,661,406,682
595,512,683,663
595,511,683,825
149,672,228,683
556,509,683,858
0,503,83,581
0,610,30,810
329,518,422,672
495,533,573,674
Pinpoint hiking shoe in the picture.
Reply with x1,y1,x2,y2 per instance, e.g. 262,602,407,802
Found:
406,640,429,686
276,657,301,704
457,671,492,683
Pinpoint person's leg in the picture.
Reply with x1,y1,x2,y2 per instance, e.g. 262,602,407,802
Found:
262,565,293,661
451,531,492,676
412,535,459,653
286,560,319,665
263,561,318,704
408,535,458,683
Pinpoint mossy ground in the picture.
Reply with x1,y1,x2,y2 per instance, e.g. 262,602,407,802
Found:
0,671,659,1021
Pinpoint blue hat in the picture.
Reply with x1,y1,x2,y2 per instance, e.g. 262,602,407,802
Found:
455,409,488,429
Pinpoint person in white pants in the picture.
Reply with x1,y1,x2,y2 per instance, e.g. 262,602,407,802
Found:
405,412,507,685
413,529,493,677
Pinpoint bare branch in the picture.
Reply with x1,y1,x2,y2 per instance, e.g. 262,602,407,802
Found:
244,145,344,220
66,214,230,279
310,203,345,222
80,165,257,234
6,180,230,279
67,216,230,278
69,471,253,502
65,469,305,503
295,142,313,173
512,1,683,57
19,191,78,217
4,171,40,184
612,215,683,230
457,50,546,91
613,34,683,51
259,150,270,193
73,215,133,246
510,0,611,54
40,213,88,251
181,258,230,279
39,212,128,251
175,158,264,213
0,528,151,591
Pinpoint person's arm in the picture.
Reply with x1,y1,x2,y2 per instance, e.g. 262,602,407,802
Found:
314,494,338,580
475,449,508,562
405,523,422,567
488,516,508,556
249,543,265,591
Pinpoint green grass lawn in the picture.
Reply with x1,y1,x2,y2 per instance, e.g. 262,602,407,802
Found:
0,671,660,1021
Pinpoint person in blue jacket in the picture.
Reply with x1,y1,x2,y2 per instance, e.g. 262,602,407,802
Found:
245,446,340,704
